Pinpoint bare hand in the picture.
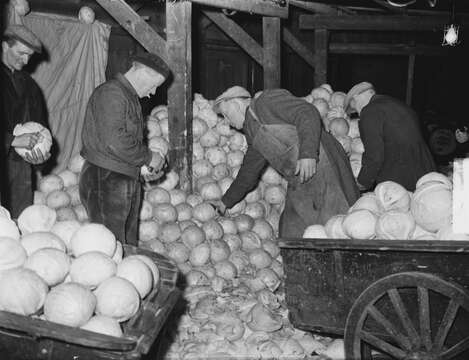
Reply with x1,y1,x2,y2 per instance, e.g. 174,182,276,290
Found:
295,158,317,183
208,200,226,216
12,132,42,150
24,148,50,165
140,165,165,183
149,152,166,172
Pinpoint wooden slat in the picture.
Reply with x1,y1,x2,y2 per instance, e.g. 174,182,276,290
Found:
203,10,263,65
329,43,448,56
406,54,416,105
94,0,168,64
299,14,455,31
314,28,328,86
0,311,137,351
283,28,315,69
263,17,281,89
289,0,355,15
279,238,469,253
166,0,193,184
191,0,288,18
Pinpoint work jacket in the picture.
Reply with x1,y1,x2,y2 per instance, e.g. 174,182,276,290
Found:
222,89,359,237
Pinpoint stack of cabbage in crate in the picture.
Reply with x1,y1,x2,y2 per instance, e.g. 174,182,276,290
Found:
0,205,161,338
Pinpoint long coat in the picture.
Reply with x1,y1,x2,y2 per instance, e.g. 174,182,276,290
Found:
222,89,359,238
0,63,48,217
358,95,436,191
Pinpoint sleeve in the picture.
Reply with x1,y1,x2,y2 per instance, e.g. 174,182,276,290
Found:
357,106,385,189
222,145,268,209
94,88,152,167
258,90,321,160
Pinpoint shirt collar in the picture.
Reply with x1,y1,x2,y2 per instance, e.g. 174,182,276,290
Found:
116,73,138,97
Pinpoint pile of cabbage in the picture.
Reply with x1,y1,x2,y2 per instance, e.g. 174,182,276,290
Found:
302,84,364,178
0,205,161,338
303,172,458,241
30,91,346,358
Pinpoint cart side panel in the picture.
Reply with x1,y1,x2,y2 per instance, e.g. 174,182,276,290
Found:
0,333,141,360
281,248,347,334
282,246,469,335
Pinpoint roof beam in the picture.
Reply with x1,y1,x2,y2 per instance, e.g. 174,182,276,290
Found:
329,43,449,56
203,10,263,65
289,0,355,15
299,14,462,31
191,0,288,18
94,0,168,63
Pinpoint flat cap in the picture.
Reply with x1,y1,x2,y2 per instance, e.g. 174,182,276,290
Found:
344,81,374,111
4,25,42,53
213,86,251,113
131,53,170,79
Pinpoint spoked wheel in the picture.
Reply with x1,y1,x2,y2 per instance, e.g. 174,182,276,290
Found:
344,272,469,360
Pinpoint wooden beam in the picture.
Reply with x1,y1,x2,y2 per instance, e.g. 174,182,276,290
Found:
191,0,288,18
289,0,355,15
263,17,281,89
94,0,168,63
406,54,415,105
283,28,315,69
299,14,456,31
314,29,328,86
203,10,263,65
166,0,192,187
329,43,449,56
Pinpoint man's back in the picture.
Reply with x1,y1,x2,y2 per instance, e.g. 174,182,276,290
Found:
358,95,435,190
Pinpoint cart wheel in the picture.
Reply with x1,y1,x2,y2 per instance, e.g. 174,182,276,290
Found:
344,272,469,360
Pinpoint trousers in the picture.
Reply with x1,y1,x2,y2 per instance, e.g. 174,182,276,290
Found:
79,161,141,246
2,158,33,219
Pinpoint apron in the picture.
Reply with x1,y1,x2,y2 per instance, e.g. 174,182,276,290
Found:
248,107,357,238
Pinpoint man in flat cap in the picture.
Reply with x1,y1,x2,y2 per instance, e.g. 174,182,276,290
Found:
345,82,435,191
79,53,171,245
1,25,51,217
210,87,359,238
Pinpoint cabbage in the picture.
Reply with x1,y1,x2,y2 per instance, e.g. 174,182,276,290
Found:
70,252,116,289
80,315,123,337
0,268,48,316
25,248,70,286
94,277,140,322
44,282,96,327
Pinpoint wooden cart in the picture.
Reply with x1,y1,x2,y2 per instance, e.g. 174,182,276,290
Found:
279,238,469,360
0,245,180,360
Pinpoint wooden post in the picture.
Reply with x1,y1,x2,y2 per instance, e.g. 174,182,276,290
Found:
406,54,416,106
263,17,281,89
314,29,328,86
166,0,192,190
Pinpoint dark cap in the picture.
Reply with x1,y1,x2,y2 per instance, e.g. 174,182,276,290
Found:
3,25,42,53
131,53,170,79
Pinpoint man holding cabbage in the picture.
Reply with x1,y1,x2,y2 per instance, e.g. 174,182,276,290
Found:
1,25,51,217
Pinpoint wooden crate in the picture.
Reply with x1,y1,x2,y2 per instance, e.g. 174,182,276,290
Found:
279,238,469,336
0,245,180,360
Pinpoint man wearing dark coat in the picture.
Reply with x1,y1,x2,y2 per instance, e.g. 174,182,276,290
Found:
1,25,51,218
345,82,436,192
211,86,360,238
